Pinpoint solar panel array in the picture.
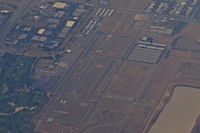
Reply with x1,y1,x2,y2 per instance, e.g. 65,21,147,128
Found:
128,43,165,64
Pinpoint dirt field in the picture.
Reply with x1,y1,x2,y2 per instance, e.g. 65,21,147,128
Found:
109,0,150,12
23,0,200,133
181,22,200,41
100,36,133,58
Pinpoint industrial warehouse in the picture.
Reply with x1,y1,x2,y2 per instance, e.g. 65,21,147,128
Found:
5,1,87,51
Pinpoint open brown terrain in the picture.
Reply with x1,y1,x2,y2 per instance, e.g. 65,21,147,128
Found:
109,0,149,12
32,0,200,132
1,0,200,133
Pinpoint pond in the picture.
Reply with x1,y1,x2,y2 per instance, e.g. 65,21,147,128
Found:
149,86,200,133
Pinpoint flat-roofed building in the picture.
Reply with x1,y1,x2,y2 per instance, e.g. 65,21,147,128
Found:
31,35,47,42
37,28,46,35
18,34,28,40
150,25,174,35
99,0,109,6
66,20,75,27
0,9,11,14
53,2,67,9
